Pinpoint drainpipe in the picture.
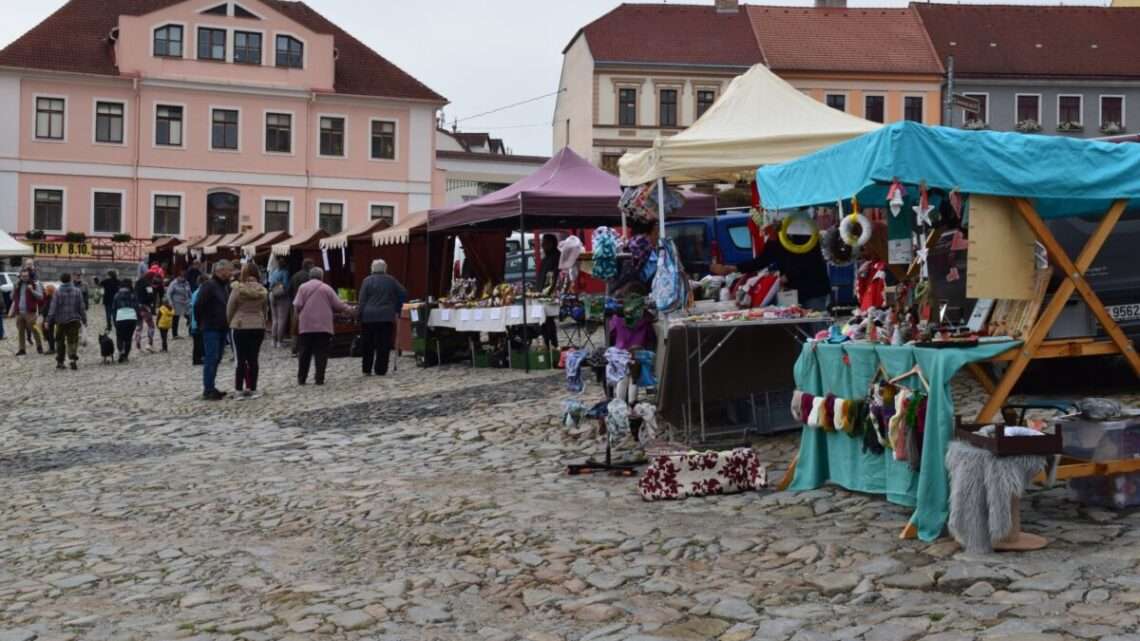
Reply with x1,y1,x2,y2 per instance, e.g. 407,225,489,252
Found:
132,76,142,252
306,91,316,232
943,55,955,127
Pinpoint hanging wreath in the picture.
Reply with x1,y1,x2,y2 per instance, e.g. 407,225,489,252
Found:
840,212,871,248
778,211,819,255
821,227,861,266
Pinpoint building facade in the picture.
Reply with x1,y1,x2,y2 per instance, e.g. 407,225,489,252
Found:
916,4,1140,138
0,0,446,242
435,129,548,206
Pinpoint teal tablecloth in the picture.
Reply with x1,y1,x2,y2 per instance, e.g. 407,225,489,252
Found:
790,340,1020,542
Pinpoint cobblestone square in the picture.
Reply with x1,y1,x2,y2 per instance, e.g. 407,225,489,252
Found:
3,323,1140,641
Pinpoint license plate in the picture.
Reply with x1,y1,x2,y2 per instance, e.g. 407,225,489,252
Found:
1107,303,1140,323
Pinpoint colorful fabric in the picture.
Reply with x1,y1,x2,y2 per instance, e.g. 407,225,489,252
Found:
606,399,631,442
638,448,768,501
565,349,589,393
651,238,689,314
591,227,619,280
604,347,632,385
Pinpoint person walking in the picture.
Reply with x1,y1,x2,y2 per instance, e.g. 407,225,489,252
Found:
268,258,291,348
166,273,192,338
227,262,269,398
111,279,139,363
188,275,207,365
288,259,314,355
40,284,57,355
357,259,407,377
9,270,44,355
185,260,203,294
157,299,175,352
47,273,86,370
99,269,120,333
293,267,350,386
195,260,234,400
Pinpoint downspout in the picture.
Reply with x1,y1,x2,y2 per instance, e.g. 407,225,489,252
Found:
132,76,142,249
306,91,316,232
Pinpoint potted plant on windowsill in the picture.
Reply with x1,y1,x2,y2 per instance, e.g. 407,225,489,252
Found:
1100,121,1125,135
111,233,132,243
24,229,45,240
64,231,87,243
1015,119,1042,133
963,118,988,130
1057,121,1083,133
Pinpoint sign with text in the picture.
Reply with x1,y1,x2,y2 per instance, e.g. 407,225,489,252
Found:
33,241,92,258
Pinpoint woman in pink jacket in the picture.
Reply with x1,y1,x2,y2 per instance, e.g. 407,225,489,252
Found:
292,267,352,385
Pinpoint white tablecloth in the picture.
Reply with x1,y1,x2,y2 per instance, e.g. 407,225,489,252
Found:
426,303,559,333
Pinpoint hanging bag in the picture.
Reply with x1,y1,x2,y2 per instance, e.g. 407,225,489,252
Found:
651,238,687,314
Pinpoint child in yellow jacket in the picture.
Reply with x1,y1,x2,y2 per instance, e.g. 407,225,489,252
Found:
157,301,175,352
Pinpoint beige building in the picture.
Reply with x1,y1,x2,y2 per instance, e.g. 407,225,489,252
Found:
435,129,548,205
552,0,759,174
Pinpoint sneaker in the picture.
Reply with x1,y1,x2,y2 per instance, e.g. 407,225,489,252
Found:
36,346,44,354
202,390,226,401
246,391,262,400
15,350,25,356
242,390,252,398
69,362,78,370
56,362,65,370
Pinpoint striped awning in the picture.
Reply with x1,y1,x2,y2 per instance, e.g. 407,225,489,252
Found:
174,235,213,256
143,236,181,254
272,228,328,257
201,233,242,255
242,230,288,258
319,219,390,250
224,230,263,250
373,211,427,246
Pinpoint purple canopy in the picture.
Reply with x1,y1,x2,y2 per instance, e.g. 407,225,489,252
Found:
427,147,715,232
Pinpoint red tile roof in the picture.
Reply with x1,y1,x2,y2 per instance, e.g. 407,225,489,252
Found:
748,6,942,75
914,4,1140,79
568,3,761,67
0,0,445,102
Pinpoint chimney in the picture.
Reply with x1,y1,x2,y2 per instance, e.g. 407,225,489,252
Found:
715,0,739,14
814,0,847,7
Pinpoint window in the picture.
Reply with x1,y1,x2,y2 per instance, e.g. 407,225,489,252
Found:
1016,95,1041,123
154,25,184,57
93,192,122,234
211,109,239,150
371,120,396,160
35,97,65,140
275,35,303,69
963,93,988,124
33,189,63,231
234,4,257,18
825,94,846,112
233,31,261,65
370,204,394,224
264,199,290,232
265,112,291,153
659,89,677,127
95,101,124,144
153,194,181,235
1101,96,1124,129
155,105,183,146
904,96,924,122
618,88,637,126
600,153,622,175
197,27,226,61
1058,95,1082,125
202,3,228,15
318,202,343,234
864,95,885,123
319,116,345,156
696,90,716,118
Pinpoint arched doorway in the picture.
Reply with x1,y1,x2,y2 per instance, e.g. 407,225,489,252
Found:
207,190,240,235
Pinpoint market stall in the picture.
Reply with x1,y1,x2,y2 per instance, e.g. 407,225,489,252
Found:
143,236,181,271
320,219,392,294
241,230,289,264
271,229,328,275
756,120,1140,541
216,230,264,261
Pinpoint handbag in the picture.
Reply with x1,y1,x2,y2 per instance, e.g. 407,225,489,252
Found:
115,306,137,322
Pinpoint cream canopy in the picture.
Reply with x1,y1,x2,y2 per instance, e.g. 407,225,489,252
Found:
618,63,881,186
0,229,32,257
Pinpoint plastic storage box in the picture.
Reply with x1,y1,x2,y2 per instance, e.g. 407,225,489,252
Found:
1057,412,1140,461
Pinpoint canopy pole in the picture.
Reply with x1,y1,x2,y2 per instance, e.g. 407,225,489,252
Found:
657,177,666,241
519,195,530,374
424,214,431,369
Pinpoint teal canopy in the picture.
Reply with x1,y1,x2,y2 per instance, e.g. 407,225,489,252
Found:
756,121,1140,219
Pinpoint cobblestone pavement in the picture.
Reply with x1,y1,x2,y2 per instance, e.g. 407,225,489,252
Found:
2,320,1140,641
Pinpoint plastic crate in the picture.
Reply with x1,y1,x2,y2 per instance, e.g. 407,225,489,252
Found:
1070,472,1140,509
1057,413,1140,461
510,348,553,370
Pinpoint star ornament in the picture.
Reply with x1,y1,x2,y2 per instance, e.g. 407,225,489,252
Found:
914,246,930,279
913,202,935,227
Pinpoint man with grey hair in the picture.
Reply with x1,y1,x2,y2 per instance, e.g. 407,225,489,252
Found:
196,260,234,400
293,265,352,385
357,259,407,376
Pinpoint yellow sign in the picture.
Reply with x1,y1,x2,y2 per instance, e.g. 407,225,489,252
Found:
32,241,93,258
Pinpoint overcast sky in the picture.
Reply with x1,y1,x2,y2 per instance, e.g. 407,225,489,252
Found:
0,0,1109,157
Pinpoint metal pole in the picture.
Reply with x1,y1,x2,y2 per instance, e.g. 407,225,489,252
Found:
943,55,955,126
424,213,431,368
519,196,529,373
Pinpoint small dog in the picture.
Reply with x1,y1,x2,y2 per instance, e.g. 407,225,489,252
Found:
98,333,115,364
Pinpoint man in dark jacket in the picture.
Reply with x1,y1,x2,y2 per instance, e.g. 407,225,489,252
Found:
289,258,314,355
195,260,233,400
357,259,407,376
99,270,120,332
47,273,87,370
185,260,203,293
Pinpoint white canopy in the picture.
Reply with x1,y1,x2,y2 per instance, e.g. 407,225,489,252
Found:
373,211,427,246
619,63,881,186
0,229,32,257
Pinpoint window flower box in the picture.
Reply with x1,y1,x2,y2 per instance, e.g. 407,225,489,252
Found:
64,231,87,243
1057,121,1084,132
1100,121,1125,135
111,233,132,243
963,119,988,130
1015,119,1042,134
24,229,45,240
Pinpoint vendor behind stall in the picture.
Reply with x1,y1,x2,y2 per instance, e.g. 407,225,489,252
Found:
613,219,659,297
710,234,830,311
535,234,561,293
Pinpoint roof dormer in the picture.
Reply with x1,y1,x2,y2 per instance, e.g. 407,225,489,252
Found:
198,1,261,20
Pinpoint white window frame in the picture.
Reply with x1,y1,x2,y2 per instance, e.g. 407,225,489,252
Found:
824,92,849,113
150,21,187,59
901,94,926,123
261,195,294,234
273,31,308,70
1015,93,1042,125
153,101,188,149
961,92,990,124
315,199,347,234
151,191,185,238
1100,94,1126,129
368,117,399,163
30,185,67,233
1056,94,1084,126
32,93,68,143
231,2,267,20
195,24,231,63
862,93,886,123
208,105,242,153
232,27,267,66
198,1,267,20
90,188,127,236
368,201,399,225
694,86,718,119
262,109,295,156
91,97,128,147
316,113,348,159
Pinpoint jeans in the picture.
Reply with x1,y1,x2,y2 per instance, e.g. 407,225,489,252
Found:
103,302,115,332
233,329,265,391
55,320,82,364
115,320,136,358
160,328,169,351
192,331,204,365
202,329,226,393
172,315,181,338
297,332,331,385
360,321,395,375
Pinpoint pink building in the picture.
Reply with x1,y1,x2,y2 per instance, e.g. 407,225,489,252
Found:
0,0,445,243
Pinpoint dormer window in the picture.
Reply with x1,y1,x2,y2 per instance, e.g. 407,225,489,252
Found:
234,4,258,18
275,35,303,69
153,24,184,58
198,27,227,61
202,3,228,15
